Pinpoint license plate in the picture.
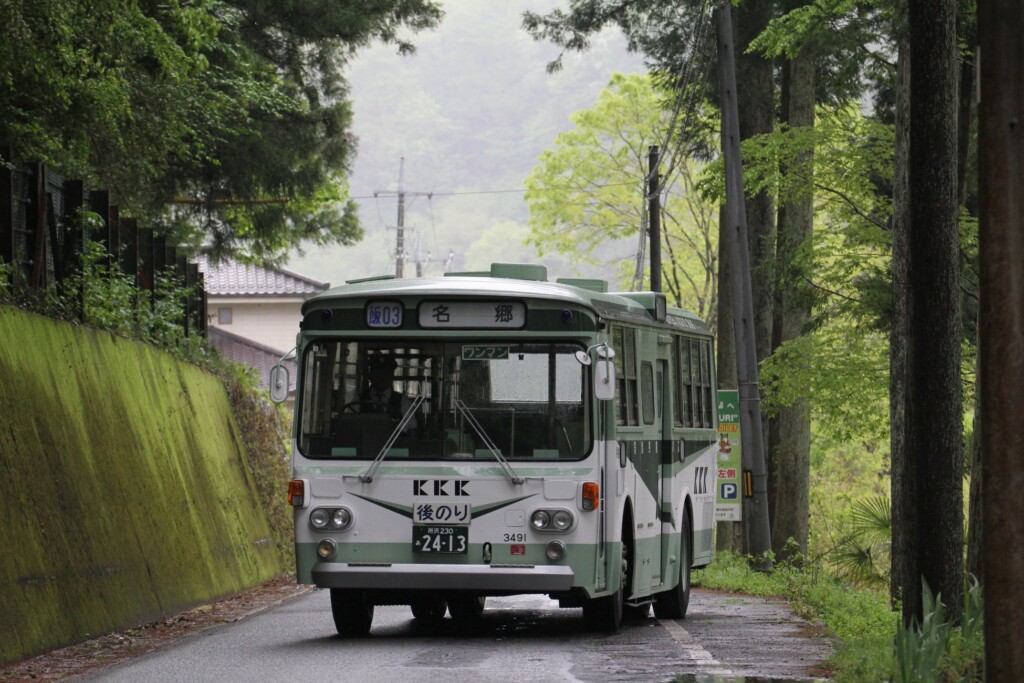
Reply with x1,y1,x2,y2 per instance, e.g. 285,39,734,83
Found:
413,525,468,554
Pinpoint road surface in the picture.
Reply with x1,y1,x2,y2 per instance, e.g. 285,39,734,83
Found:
68,588,832,682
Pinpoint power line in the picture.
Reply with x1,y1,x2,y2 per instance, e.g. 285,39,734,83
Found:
347,180,637,201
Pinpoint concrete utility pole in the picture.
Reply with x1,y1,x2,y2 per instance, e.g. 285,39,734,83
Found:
978,1,1024,678
374,158,432,278
714,2,773,569
648,146,662,293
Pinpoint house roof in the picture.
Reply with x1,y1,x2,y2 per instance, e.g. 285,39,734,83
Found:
197,254,329,297
208,327,297,393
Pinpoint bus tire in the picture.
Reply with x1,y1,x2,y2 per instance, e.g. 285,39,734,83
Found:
653,508,692,620
447,594,486,621
583,524,630,632
410,593,447,622
330,588,374,637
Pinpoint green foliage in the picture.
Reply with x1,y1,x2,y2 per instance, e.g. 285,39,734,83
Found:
1,0,443,260
222,364,293,567
830,495,892,587
695,552,896,681
525,72,718,322
894,581,952,683
697,554,986,682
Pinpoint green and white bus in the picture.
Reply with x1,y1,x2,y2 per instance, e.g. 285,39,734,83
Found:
270,263,718,635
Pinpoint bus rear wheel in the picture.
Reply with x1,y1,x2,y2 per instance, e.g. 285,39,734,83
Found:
653,508,692,620
330,588,374,637
410,593,447,622
447,594,486,621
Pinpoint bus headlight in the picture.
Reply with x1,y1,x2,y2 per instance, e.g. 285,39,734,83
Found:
531,510,551,530
552,510,574,531
309,507,354,531
531,509,575,532
310,508,330,529
332,508,352,529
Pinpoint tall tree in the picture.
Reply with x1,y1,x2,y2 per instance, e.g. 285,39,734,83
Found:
767,0,816,562
898,0,964,624
524,73,719,321
0,0,443,260
978,1,1024,676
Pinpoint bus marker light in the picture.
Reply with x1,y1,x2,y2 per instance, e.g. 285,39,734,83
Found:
582,482,599,510
288,480,305,507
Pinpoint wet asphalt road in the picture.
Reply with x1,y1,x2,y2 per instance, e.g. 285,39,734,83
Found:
73,589,833,682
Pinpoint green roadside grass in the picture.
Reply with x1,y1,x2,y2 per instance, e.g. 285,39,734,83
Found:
693,553,892,681
693,552,982,682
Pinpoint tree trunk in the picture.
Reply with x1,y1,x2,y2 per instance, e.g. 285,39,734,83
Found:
903,0,964,624
889,38,912,609
770,30,815,563
733,0,775,556
978,0,1024,676
733,0,775,369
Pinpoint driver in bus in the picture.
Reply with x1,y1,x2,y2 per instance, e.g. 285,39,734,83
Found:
361,356,413,429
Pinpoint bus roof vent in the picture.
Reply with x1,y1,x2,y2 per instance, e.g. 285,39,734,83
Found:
346,274,395,284
556,278,608,293
490,263,547,281
443,270,490,278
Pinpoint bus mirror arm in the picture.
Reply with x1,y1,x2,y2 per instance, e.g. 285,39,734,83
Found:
360,395,426,483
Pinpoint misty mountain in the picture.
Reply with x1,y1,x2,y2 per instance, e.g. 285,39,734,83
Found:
286,0,644,285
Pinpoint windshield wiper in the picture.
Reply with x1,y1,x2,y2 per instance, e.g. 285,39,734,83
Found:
455,400,524,485
360,395,425,483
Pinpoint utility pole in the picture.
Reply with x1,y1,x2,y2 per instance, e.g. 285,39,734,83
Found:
715,2,773,570
374,158,432,278
396,158,406,277
648,146,662,293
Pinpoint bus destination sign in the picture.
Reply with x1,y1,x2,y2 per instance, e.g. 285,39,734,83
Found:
418,301,525,329
366,301,403,328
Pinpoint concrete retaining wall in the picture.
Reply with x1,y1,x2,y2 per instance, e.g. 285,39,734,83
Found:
0,306,282,665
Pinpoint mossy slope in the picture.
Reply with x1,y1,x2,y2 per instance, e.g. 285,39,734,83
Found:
0,306,281,665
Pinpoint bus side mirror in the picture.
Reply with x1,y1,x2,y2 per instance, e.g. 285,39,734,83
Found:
269,364,290,404
593,346,615,402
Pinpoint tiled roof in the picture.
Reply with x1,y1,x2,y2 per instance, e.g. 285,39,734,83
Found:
197,254,328,297
208,327,297,394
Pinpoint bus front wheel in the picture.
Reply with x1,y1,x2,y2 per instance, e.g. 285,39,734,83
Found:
582,525,630,632
330,588,374,637
653,508,692,620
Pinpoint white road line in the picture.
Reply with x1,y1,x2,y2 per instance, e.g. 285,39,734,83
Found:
659,619,736,676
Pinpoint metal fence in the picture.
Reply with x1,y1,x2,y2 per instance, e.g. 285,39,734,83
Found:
1,146,206,337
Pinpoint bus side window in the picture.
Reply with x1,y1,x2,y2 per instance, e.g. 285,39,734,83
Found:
641,361,655,425
612,326,638,426
700,341,712,428
676,337,692,428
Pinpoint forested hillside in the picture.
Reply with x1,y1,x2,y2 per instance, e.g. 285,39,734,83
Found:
286,0,644,283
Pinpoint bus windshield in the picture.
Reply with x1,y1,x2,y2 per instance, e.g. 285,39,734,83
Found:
298,340,591,461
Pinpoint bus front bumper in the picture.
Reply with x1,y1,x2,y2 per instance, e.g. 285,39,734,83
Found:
312,562,575,592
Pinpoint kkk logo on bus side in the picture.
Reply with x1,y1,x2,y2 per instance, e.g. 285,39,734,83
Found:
413,479,470,496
